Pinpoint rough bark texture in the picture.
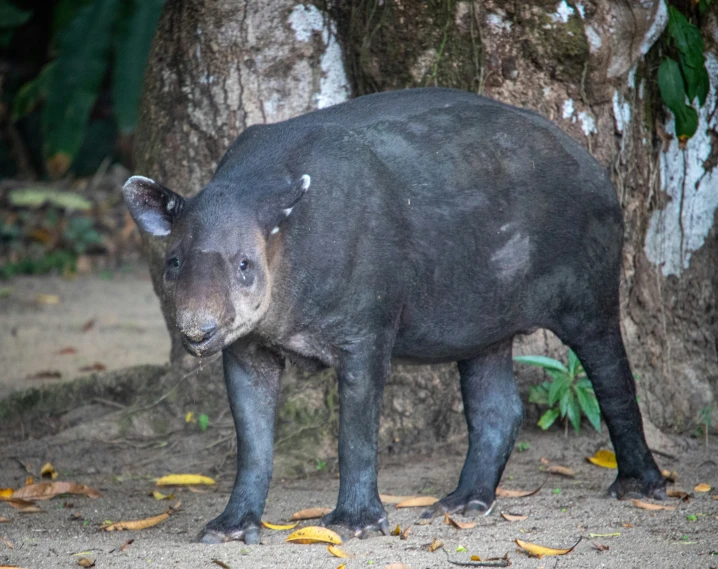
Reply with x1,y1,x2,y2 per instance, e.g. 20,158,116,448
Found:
134,0,718,454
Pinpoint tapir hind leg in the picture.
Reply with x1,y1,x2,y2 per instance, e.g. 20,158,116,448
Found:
422,339,523,518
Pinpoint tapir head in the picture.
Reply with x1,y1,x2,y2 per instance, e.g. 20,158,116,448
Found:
122,174,310,357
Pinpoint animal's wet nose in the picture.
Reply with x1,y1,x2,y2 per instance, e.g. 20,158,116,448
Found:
182,321,217,343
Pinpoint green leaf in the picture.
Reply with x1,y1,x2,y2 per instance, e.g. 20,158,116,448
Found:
514,355,568,374
675,105,699,141
567,349,581,378
549,375,571,407
566,391,581,433
668,7,705,69
42,0,120,177
575,377,592,390
658,57,687,113
698,0,711,15
52,0,93,36
198,413,209,432
112,0,165,134
538,408,560,430
11,62,56,122
575,386,602,432
695,66,710,107
9,188,92,211
529,384,549,405
0,0,33,29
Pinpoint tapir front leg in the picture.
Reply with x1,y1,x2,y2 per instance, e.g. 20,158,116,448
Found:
195,341,283,544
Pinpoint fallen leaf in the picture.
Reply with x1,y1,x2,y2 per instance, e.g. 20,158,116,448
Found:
77,558,94,568
445,514,476,529
540,457,550,464
57,347,77,355
155,474,216,486
2,498,40,512
261,521,298,531
661,469,678,482
667,489,690,501
622,523,633,528
0,490,12,499
24,477,33,486
385,564,411,569
13,482,101,501
151,491,175,501
694,483,711,493
2,537,13,549
631,499,676,511
0,517,9,523
0,566,30,569
286,526,342,545
35,294,59,305
401,526,411,540
395,496,439,508
390,524,401,536
26,370,62,380
70,512,83,520
588,532,620,537
428,538,444,552
211,560,230,569
63,501,74,508
290,507,333,521
119,539,134,551
713,496,718,501
592,542,609,551
40,463,58,480
586,450,617,469
328,545,351,558
515,536,581,558
501,512,528,522
79,362,106,373
547,465,575,478
82,319,96,332
496,485,542,498
337,565,346,569
102,513,169,531
380,494,415,504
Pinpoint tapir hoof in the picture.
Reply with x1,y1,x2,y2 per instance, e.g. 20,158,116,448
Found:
420,492,496,520
194,514,261,544
320,508,390,539
608,475,667,500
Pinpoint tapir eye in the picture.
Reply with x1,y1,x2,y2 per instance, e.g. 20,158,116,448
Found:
239,259,249,272
167,257,180,269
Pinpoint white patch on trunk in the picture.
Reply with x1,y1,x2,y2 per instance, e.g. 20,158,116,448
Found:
640,0,668,55
584,25,602,53
577,111,597,136
644,54,718,276
612,90,631,134
487,12,512,31
550,0,575,23
562,99,575,119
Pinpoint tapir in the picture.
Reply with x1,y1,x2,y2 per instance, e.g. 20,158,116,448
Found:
123,87,665,544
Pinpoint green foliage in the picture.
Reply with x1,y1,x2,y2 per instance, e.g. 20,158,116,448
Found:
198,413,209,432
516,441,530,453
0,0,32,47
315,458,328,472
10,0,165,177
658,4,711,144
516,349,601,434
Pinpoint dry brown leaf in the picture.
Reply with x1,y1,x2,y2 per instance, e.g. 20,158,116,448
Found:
57,347,77,355
496,485,541,498
187,486,209,494
395,496,438,509
82,319,96,332
286,526,342,545
2,537,14,549
547,465,575,478
515,536,581,558
0,490,12,499
622,523,633,528
328,545,351,558
501,512,528,522
713,496,718,501
24,477,33,487
390,524,401,536
661,469,678,482
156,474,215,486
631,499,676,511
694,483,711,493
0,566,30,569
666,489,690,501
401,526,411,540
540,457,550,465
428,538,444,552
26,370,62,380
70,512,83,520
586,450,617,469
0,517,9,523
211,560,230,569
380,494,415,504
13,482,101,501
78,362,106,373
76,558,94,568
385,564,411,569
261,521,298,531
444,514,476,530
4,498,40,512
40,463,58,480
102,513,169,531
290,507,333,521
119,539,134,552
591,542,609,551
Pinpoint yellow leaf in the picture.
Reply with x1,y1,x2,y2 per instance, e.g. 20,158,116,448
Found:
25,476,33,486
586,449,617,469
470,555,481,561
501,512,528,522
12,482,101,501
337,565,346,569
395,496,438,508
444,514,476,530
286,526,342,545
631,499,676,511
185,412,194,423
547,465,575,478
515,537,581,558
290,507,333,521
40,463,58,480
428,538,444,552
327,545,351,558
0,489,13,499
155,474,215,486
401,526,411,540
390,524,401,536
380,494,415,504
35,294,60,305
101,513,169,531
661,469,678,482
694,483,711,493
77,558,95,568
261,520,299,531
151,491,175,501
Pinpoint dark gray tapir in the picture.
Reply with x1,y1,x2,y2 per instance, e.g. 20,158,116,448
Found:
123,88,665,544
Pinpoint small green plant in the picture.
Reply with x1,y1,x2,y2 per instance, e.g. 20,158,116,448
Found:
315,458,327,472
516,441,530,453
686,514,698,522
515,349,601,436
657,3,712,145
198,413,209,432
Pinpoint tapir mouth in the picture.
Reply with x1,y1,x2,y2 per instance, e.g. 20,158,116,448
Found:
182,331,223,357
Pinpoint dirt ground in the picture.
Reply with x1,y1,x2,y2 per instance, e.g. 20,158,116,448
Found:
0,269,717,569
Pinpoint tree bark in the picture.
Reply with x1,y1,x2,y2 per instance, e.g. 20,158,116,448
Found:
135,0,718,440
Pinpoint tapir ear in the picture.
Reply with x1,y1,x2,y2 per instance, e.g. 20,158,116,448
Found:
122,176,184,237
260,174,311,236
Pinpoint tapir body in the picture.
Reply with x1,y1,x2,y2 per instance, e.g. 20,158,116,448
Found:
124,88,665,543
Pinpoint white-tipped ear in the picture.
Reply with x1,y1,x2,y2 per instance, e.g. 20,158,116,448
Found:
122,176,184,237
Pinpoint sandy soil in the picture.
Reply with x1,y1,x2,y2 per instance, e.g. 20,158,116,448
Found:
0,265,169,399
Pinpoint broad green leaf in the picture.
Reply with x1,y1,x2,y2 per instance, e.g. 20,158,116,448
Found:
52,0,93,35
575,377,592,390
538,408,560,430
11,62,56,121
565,391,581,433
667,7,705,69
575,386,601,432
549,376,571,407
9,188,92,211
112,0,165,134
675,105,699,142
529,384,549,405
514,355,568,374
42,0,120,177
695,66,709,107
658,58,687,113
698,0,711,14
0,0,32,29
567,350,581,378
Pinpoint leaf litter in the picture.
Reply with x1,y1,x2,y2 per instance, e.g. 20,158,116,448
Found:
515,536,582,558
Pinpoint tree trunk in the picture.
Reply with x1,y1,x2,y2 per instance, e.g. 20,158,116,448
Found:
135,0,718,446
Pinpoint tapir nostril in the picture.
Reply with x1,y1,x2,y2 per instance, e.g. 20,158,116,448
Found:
183,321,217,344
